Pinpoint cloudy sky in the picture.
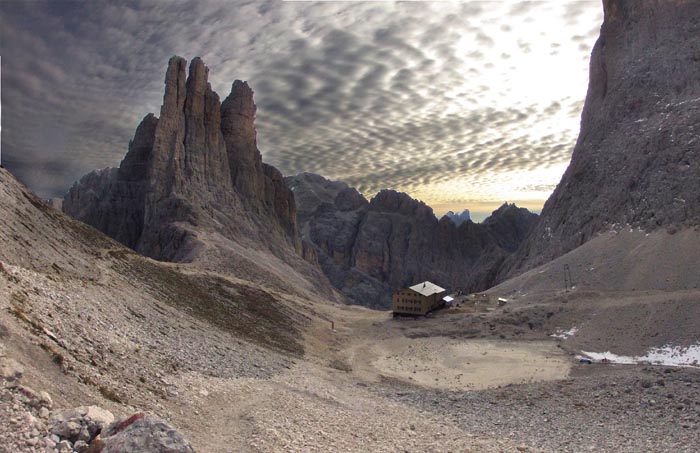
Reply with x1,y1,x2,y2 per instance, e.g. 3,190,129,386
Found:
0,0,603,221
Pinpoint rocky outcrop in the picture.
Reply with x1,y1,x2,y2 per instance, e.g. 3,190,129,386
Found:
287,172,351,226
287,174,538,308
65,112,160,251
443,209,471,226
64,57,309,282
45,408,194,453
219,80,301,245
481,203,537,253
262,163,299,248
221,80,264,200
49,406,115,450
2,343,191,453
501,0,700,278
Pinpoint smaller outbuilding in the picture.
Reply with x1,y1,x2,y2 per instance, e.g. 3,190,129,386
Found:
392,281,446,316
442,295,454,307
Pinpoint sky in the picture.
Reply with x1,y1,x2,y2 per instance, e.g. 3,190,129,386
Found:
0,0,603,221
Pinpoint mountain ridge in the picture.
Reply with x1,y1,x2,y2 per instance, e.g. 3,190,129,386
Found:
287,173,538,308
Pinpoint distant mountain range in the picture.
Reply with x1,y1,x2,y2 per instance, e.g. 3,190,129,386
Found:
286,173,537,308
443,209,471,226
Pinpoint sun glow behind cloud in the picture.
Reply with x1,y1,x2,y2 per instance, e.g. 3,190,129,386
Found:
408,2,602,219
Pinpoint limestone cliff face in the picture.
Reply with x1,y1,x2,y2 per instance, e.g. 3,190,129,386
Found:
502,0,700,278
221,80,264,200
130,57,237,260
219,78,299,244
64,56,302,270
287,173,538,308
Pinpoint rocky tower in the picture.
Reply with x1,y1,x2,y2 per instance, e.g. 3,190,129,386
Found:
502,0,700,277
64,56,300,264
221,80,263,199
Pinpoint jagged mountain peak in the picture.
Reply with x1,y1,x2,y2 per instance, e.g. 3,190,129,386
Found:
442,209,471,226
63,56,334,299
369,189,435,220
482,203,532,224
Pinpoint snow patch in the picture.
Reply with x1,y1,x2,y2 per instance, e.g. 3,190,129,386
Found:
551,327,578,339
667,97,700,108
579,344,700,368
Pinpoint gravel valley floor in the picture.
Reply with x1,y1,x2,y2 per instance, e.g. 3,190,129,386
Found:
3,257,700,452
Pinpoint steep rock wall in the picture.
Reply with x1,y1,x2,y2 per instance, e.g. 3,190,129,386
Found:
502,0,700,278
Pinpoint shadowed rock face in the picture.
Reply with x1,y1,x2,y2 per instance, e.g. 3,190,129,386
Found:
481,203,537,253
502,0,700,279
64,56,299,264
287,173,538,308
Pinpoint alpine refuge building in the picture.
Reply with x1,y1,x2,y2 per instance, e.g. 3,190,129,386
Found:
392,281,446,316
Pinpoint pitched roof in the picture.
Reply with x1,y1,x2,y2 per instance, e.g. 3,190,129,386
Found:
409,281,445,297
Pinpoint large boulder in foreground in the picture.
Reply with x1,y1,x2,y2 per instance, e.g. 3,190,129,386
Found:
502,0,700,278
48,409,194,453
98,413,194,453
49,406,115,446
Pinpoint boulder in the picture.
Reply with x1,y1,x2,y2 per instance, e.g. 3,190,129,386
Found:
49,406,115,444
97,413,194,453
0,357,23,382
38,390,53,409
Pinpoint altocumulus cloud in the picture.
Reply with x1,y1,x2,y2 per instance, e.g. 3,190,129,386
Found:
0,0,602,219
